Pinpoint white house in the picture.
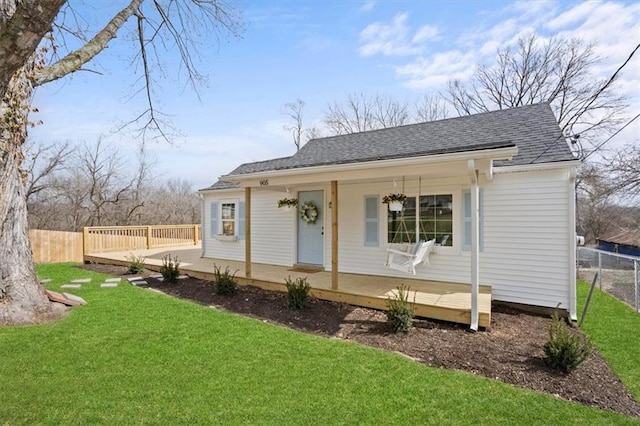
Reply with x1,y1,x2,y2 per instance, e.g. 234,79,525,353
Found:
199,103,581,327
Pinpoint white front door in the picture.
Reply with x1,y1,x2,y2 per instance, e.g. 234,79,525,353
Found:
297,190,324,265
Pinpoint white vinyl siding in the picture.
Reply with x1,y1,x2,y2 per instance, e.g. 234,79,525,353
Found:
202,190,294,265
202,166,573,311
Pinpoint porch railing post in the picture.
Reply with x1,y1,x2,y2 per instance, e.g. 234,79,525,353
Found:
146,226,152,249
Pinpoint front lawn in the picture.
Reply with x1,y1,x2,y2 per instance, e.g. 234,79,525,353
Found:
578,279,640,400
0,264,636,424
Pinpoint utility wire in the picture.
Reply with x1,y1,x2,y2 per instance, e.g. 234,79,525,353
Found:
531,43,640,163
564,42,640,130
582,112,640,161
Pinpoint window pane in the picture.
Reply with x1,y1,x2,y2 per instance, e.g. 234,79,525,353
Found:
222,221,235,236
419,194,453,245
221,203,235,220
388,197,416,243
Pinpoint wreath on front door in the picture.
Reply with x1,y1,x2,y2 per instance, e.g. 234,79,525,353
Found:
300,201,319,224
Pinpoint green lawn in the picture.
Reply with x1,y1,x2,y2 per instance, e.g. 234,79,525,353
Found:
0,264,637,424
577,280,640,400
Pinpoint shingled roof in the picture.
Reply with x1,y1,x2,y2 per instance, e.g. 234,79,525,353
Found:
204,103,576,190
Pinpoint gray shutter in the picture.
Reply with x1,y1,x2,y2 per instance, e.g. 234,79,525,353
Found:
210,202,218,237
364,196,379,247
237,200,245,240
462,189,483,251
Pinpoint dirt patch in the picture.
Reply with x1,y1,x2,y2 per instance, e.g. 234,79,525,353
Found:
81,263,640,418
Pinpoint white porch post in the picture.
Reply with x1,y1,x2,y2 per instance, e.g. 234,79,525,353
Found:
468,160,479,331
245,187,251,279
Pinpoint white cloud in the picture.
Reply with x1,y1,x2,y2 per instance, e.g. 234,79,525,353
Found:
395,50,476,89
360,1,376,13
359,13,438,57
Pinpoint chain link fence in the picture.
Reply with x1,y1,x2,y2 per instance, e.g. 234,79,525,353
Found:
577,247,640,313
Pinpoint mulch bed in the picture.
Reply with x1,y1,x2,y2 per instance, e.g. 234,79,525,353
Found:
81,263,640,418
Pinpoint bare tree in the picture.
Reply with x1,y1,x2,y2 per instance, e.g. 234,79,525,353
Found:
607,141,640,202
145,178,200,224
414,92,449,122
23,140,71,202
447,34,627,151
576,162,618,243
283,99,306,152
0,0,241,324
324,92,410,135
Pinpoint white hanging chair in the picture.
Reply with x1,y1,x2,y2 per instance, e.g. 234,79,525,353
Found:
386,239,436,275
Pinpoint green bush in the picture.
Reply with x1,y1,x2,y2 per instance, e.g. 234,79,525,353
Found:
544,313,592,373
386,284,415,332
125,253,146,274
159,255,181,284
285,276,311,309
213,264,238,295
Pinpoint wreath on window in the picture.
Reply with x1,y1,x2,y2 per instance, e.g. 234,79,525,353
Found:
300,201,319,224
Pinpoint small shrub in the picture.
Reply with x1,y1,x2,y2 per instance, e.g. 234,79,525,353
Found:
125,253,146,274
386,284,415,332
544,313,592,373
213,264,238,295
160,255,181,283
285,276,311,309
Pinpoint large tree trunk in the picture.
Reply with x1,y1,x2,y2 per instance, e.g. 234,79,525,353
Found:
0,141,65,324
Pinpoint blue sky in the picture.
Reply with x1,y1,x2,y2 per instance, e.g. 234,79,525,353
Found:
30,0,640,190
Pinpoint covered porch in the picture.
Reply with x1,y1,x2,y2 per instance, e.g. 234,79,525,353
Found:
84,245,492,328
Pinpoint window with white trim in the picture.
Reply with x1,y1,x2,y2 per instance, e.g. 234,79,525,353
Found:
387,194,453,246
221,202,236,236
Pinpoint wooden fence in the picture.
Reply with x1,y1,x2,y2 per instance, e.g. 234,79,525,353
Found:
29,229,84,263
84,224,201,255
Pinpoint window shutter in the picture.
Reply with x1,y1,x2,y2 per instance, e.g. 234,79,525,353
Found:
237,200,245,240
364,196,379,247
462,189,483,251
210,202,218,237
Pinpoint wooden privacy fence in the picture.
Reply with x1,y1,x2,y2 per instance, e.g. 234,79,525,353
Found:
83,224,201,255
29,229,84,263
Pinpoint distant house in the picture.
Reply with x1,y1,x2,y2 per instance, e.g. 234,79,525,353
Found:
199,103,581,326
597,229,640,258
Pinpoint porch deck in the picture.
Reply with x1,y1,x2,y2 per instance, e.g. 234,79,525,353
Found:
84,245,492,328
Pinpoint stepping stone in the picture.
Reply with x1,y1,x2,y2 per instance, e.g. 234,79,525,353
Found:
62,293,87,305
45,290,84,307
104,278,121,283
156,277,164,282
131,280,148,287
149,274,163,279
39,279,52,284
100,283,118,288
126,276,143,282
177,275,189,280
60,284,82,289
71,278,91,283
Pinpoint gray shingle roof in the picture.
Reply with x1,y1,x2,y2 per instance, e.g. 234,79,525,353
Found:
203,103,576,190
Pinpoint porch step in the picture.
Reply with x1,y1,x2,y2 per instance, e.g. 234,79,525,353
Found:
289,264,324,274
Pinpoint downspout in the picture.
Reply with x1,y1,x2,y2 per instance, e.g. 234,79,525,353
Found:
468,160,480,331
199,193,205,257
568,168,578,320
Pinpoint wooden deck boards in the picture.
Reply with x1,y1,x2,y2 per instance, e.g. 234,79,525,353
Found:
84,245,492,328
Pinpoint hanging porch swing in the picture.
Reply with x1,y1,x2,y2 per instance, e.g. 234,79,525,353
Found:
385,176,436,275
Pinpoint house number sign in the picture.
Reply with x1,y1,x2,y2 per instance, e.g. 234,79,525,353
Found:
259,179,269,186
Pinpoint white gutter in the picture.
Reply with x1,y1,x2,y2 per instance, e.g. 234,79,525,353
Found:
468,159,480,331
494,159,581,174
568,167,578,320
220,146,518,183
